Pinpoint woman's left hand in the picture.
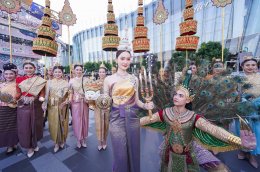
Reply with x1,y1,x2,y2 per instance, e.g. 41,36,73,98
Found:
241,130,256,150
144,102,154,110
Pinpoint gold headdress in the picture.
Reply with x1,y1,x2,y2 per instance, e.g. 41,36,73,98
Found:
54,63,62,67
241,56,257,66
176,70,195,101
99,62,107,70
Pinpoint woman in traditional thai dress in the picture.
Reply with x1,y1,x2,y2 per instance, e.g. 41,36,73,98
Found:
16,61,46,158
42,65,69,152
94,63,109,150
0,63,18,154
234,57,260,168
69,64,89,148
140,71,256,172
102,48,154,172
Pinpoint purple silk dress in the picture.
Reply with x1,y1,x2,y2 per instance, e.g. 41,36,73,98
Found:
70,78,89,142
109,76,140,172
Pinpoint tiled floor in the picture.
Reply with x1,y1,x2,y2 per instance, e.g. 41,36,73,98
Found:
0,111,259,172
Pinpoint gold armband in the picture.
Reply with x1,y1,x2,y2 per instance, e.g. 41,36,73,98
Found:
227,135,241,145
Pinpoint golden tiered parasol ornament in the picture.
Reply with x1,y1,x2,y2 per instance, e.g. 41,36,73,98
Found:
211,0,232,62
153,0,169,80
59,0,77,77
102,0,120,73
175,0,199,68
0,0,22,63
32,0,58,79
132,0,150,53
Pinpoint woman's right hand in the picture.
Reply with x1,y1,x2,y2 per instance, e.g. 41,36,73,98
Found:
42,102,47,111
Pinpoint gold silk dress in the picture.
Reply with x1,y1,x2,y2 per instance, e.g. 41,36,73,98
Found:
46,79,69,144
94,78,110,142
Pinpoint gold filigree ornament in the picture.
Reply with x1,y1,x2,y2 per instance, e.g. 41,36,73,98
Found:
211,0,232,8
0,91,14,103
0,0,21,14
172,144,184,154
171,119,182,133
153,0,169,25
95,94,112,110
59,0,77,26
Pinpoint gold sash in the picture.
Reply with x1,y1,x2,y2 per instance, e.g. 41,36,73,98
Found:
18,76,46,96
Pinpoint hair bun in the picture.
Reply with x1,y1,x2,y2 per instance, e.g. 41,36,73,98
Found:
3,63,17,72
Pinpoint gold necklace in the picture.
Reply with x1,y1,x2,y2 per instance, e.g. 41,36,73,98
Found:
116,72,128,78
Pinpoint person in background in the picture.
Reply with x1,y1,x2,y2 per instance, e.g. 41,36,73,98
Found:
234,56,260,168
94,63,109,150
69,64,89,148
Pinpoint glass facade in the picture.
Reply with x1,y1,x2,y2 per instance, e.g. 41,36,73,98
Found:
72,0,260,63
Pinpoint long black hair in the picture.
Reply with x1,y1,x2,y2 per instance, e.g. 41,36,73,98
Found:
116,50,131,58
53,66,64,72
3,63,17,73
23,62,35,68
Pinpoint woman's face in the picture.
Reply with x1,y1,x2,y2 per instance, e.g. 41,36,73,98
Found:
53,68,63,79
189,65,197,75
98,68,106,79
24,64,35,76
242,60,257,74
116,52,131,71
173,89,191,107
74,66,83,77
48,67,53,76
213,63,224,75
4,70,16,82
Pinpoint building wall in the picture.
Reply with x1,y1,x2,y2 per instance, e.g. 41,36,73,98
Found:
73,0,260,63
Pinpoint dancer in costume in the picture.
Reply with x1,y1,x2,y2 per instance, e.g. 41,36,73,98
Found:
140,69,256,172
69,64,89,148
94,63,109,150
16,61,46,158
141,56,255,171
235,56,260,168
0,63,18,154
42,65,69,153
160,60,232,171
102,46,153,172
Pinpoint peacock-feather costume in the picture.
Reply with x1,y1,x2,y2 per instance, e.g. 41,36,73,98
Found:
140,58,258,172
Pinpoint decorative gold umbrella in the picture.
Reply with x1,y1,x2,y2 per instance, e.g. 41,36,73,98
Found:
211,0,233,62
0,0,22,63
59,0,77,77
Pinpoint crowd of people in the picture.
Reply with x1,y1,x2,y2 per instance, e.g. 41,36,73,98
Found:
0,48,259,172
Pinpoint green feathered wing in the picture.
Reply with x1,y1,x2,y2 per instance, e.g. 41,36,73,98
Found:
192,128,240,152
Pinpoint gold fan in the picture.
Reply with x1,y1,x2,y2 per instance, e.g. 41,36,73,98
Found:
0,91,14,103
96,94,112,110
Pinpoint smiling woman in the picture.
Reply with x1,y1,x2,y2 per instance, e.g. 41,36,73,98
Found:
101,33,154,172
0,63,18,154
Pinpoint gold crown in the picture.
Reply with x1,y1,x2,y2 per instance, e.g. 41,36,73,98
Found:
214,58,222,63
54,63,62,67
244,56,254,60
176,84,195,101
23,60,36,67
99,63,107,70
